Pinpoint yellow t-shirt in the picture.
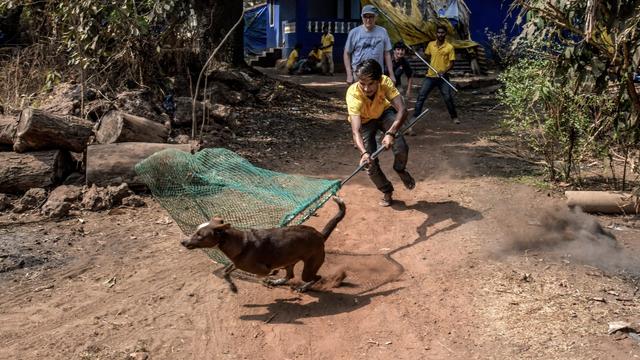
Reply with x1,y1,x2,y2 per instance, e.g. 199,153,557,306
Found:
346,75,400,124
309,49,322,60
286,49,299,69
424,40,456,77
321,33,334,54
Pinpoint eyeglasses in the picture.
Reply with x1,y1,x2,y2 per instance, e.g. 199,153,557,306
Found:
362,14,375,19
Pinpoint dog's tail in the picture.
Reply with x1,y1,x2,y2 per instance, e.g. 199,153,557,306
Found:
321,196,346,240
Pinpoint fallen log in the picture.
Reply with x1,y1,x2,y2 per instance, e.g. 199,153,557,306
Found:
0,150,74,194
13,107,94,153
86,142,193,188
566,191,639,214
95,111,169,144
0,114,17,145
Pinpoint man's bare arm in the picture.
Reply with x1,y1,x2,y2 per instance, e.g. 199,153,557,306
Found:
344,51,353,84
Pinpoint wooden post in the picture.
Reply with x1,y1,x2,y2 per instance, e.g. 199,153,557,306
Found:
0,114,17,145
95,111,169,144
0,150,74,193
86,142,193,188
566,191,639,214
13,107,94,153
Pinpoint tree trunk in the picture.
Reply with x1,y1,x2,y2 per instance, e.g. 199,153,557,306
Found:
13,108,94,153
193,0,245,66
86,142,193,188
0,115,17,146
566,190,639,214
95,111,170,144
0,150,74,194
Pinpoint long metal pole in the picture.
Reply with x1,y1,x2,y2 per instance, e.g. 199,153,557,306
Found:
376,7,458,93
341,108,430,186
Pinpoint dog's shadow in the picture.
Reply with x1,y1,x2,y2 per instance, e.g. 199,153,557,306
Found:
239,287,403,324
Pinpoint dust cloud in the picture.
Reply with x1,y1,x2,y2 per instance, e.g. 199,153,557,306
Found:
503,205,639,277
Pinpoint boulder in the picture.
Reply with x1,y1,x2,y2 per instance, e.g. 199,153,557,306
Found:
14,188,47,213
81,183,133,211
41,185,83,218
122,195,146,207
0,194,12,212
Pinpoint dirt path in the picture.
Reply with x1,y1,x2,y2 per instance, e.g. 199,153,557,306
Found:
1,71,639,360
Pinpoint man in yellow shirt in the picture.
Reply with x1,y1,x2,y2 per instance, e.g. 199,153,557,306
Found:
320,25,334,76
307,45,323,73
346,59,416,207
286,43,303,74
413,25,459,124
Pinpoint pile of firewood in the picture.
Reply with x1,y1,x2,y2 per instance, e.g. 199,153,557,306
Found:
0,70,261,214
0,104,196,196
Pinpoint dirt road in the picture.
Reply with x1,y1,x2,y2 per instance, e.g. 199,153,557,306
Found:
1,71,639,360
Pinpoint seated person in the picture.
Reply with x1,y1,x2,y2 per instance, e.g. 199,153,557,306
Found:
306,45,323,73
294,45,324,75
286,43,304,74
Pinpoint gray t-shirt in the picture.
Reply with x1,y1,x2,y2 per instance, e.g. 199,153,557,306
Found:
345,25,392,73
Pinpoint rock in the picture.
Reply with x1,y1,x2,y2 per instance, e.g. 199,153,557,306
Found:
41,185,82,218
81,184,132,211
0,193,12,211
172,97,205,127
114,89,164,124
81,184,112,211
122,195,145,207
223,90,247,105
13,188,47,213
170,134,191,144
209,103,232,121
42,201,71,218
128,352,149,360
107,183,133,204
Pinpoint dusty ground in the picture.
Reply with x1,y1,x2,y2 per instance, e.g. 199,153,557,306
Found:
1,70,640,360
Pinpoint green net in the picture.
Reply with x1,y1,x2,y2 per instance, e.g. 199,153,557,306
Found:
135,148,341,265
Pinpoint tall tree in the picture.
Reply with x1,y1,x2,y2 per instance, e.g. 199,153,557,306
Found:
193,0,245,67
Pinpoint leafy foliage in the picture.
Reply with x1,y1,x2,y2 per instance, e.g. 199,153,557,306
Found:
499,0,640,187
498,58,615,181
0,0,242,112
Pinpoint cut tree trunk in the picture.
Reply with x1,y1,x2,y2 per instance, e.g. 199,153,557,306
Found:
0,150,74,193
95,111,169,144
13,107,94,153
0,114,17,145
566,190,639,214
86,142,194,188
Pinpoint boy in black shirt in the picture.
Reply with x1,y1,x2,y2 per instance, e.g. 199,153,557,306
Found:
392,41,413,100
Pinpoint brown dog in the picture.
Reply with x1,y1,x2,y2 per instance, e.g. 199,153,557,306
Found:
181,196,346,292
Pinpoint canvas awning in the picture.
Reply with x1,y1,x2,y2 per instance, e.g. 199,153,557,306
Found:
362,0,478,49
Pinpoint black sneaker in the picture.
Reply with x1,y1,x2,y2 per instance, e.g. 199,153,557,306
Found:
379,192,393,207
398,171,416,190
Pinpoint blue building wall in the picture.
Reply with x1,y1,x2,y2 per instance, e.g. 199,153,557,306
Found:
466,0,518,57
267,0,361,66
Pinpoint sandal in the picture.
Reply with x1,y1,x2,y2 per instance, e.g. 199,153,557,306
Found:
398,171,416,190
379,192,393,207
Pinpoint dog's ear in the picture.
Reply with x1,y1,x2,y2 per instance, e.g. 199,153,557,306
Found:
214,223,231,231
210,217,224,225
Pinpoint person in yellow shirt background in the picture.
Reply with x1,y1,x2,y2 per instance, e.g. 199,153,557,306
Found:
286,43,303,74
320,25,334,76
413,25,460,124
306,44,323,73
346,59,416,207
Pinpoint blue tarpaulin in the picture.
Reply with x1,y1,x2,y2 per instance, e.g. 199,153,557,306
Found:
244,5,268,56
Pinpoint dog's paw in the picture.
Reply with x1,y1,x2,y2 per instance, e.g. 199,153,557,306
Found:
229,283,238,293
